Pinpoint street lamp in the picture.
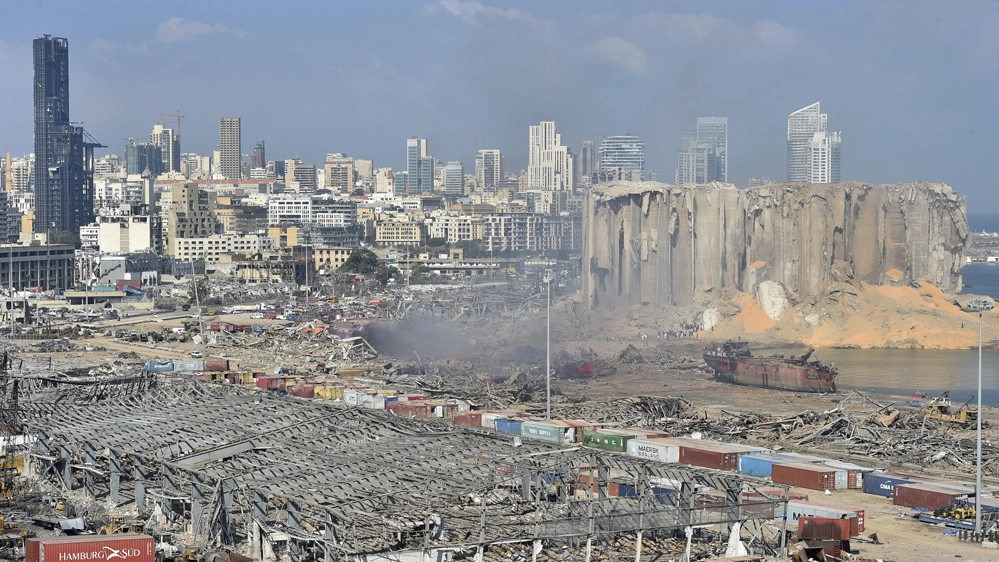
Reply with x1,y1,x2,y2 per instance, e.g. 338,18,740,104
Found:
965,297,994,537
544,269,553,420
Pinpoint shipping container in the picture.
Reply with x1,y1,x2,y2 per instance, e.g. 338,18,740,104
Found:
626,438,681,463
287,385,315,398
495,418,522,435
174,359,206,372
205,359,229,372
893,483,971,510
520,421,565,443
780,500,864,535
822,460,869,489
315,385,345,400
678,442,741,471
772,463,840,491
453,411,484,428
798,517,852,541
582,428,634,452
599,427,672,440
26,533,155,562
863,473,915,497
144,360,174,372
481,412,513,430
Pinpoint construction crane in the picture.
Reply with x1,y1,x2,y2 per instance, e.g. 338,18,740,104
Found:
157,111,185,139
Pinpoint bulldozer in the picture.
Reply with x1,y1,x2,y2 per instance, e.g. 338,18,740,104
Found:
98,515,144,535
923,392,978,425
936,503,976,520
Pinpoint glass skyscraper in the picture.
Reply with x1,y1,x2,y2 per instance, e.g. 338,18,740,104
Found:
33,35,100,234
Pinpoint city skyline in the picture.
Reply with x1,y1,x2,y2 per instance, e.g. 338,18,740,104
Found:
1,3,997,206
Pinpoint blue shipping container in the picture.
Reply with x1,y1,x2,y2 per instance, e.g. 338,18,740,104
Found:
737,455,781,478
495,419,522,435
145,361,174,372
863,473,913,497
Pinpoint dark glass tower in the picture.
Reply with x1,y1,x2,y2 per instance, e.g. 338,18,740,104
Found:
33,35,100,234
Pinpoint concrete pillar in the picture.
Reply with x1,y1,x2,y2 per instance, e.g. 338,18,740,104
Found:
109,452,120,506
253,490,267,518
134,459,145,511
60,444,72,489
287,499,301,528
192,476,206,537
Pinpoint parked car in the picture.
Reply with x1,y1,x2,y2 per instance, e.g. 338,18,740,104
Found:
190,350,203,358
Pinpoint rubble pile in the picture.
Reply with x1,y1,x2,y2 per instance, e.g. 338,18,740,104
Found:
478,531,732,561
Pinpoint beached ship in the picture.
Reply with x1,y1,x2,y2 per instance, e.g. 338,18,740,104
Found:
703,341,838,393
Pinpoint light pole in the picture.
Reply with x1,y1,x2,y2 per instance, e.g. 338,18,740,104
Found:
965,297,994,537
544,269,552,420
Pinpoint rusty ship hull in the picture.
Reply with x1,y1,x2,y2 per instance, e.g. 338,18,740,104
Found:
703,343,838,393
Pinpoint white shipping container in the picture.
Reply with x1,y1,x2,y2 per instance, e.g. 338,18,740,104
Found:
370,395,386,409
344,389,361,406
779,500,861,524
627,439,680,463
834,470,848,490
481,413,508,429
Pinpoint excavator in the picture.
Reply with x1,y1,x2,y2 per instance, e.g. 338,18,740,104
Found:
923,392,978,425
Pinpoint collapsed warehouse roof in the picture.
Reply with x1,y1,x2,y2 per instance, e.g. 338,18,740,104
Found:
20,379,789,560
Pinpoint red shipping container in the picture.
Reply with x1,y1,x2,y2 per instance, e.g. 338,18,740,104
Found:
116,279,141,291
255,377,269,389
27,533,154,562
772,463,838,491
786,500,864,534
205,359,229,372
679,444,739,471
798,517,851,541
453,412,484,428
893,483,969,510
288,385,315,398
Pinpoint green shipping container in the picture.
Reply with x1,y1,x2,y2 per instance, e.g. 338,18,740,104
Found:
520,421,563,443
582,428,633,452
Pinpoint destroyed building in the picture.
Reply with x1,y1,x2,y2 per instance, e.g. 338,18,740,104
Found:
583,181,970,309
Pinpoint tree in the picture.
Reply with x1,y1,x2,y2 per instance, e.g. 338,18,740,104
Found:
187,277,209,305
48,230,81,249
337,248,380,275
351,188,365,196
375,263,402,285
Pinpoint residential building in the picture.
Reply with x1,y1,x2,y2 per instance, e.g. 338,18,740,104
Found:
527,121,573,191
695,117,728,182
174,233,275,264
219,117,241,179
430,215,483,243
481,213,543,252
97,203,163,254
324,153,355,191
166,182,217,256
598,135,644,174
268,197,311,225
405,138,434,193
5,156,33,192
675,143,719,185
443,161,464,196
251,140,265,169
787,102,841,183
33,35,100,234
93,154,122,178
314,247,354,271
542,213,583,252
285,158,317,193
809,131,842,184
150,123,180,173
375,220,426,245
475,149,502,189
354,159,373,182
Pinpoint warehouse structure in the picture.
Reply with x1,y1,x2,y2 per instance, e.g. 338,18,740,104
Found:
20,379,789,560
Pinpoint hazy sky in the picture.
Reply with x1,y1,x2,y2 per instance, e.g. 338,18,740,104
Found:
1,1,997,210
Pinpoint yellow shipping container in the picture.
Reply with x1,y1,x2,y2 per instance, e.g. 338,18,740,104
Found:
376,389,397,396
316,386,345,400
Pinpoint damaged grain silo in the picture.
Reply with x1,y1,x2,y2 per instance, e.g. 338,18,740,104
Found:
583,181,970,310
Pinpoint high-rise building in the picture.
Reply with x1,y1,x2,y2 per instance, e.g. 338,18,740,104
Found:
787,102,842,183
151,123,180,173
808,131,841,184
33,35,101,234
576,140,596,187
528,121,573,191
443,161,464,196
251,140,265,170
695,117,727,182
219,117,241,179
475,149,502,189
125,142,163,177
324,153,355,191
285,158,316,193
598,135,645,174
405,138,434,193
675,119,726,185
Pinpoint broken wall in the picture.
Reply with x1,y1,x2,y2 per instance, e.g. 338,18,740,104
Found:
583,181,970,310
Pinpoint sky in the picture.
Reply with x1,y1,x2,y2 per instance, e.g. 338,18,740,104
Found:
1,0,997,210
